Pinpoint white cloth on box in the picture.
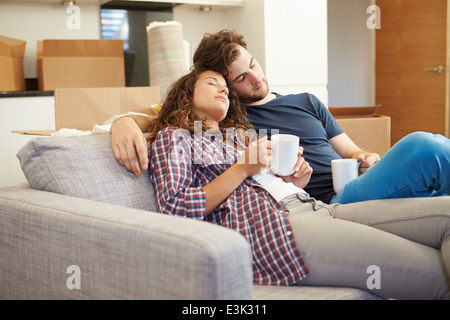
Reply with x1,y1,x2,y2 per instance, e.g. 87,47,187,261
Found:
146,21,189,99
50,111,152,137
51,128,92,137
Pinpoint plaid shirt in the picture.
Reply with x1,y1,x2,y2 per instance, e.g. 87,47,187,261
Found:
149,126,309,285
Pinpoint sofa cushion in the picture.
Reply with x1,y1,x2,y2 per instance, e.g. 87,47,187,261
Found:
17,135,157,212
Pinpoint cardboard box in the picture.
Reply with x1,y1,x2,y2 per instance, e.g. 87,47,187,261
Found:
37,39,125,91
335,115,391,156
13,86,160,135
0,36,26,92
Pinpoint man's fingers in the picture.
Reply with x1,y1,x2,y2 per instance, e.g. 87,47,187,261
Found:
124,142,142,177
116,143,136,176
112,143,124,166
359,154,380,174
136,135,149,171
110,116,148,177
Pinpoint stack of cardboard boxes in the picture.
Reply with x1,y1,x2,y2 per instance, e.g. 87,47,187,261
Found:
331,107,391,156
3,37,160,136
0,35,26,92
37,39,125,91
0,36,126,92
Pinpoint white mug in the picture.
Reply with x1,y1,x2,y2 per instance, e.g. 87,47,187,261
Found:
331,159,360,193
271,134,300,176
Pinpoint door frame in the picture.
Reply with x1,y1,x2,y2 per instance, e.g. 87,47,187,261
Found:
446,0,450,137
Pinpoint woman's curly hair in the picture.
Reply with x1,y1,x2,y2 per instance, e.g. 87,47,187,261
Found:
147,68,254,144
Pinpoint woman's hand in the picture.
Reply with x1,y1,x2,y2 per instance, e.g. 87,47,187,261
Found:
281,146,313,189
203,136,271,217
236,136,272,177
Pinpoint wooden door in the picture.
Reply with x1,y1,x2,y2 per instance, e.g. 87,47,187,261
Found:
376,0,449,145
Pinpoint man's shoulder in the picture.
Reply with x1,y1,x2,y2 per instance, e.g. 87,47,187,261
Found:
270,92,324,109
275,92,319,100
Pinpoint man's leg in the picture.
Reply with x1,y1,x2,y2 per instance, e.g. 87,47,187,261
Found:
331,132,450,204
333,196,450,279
282,194,449,299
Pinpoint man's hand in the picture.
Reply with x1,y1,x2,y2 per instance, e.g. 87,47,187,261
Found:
281,147,313,189
329,132,381,175
354,152,380,175
110,116,149,177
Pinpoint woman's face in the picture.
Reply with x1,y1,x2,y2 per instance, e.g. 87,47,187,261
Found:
192,70,230,128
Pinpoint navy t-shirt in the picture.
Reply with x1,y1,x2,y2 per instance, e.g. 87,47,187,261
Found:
245,93,344,203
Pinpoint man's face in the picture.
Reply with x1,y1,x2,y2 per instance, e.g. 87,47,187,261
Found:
226,46,269,104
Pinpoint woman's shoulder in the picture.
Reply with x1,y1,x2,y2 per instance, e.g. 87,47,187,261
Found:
156,126,183,137
157,126,177,134
154,126,192,144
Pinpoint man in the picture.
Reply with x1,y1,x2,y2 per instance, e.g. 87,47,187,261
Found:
111,29,449,204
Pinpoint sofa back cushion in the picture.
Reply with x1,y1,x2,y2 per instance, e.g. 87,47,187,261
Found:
17,135,157,212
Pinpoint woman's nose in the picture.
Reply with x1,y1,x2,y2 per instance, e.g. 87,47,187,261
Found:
219,86,229,95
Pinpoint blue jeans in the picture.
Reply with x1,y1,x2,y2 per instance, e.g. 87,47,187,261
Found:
330,132,450,204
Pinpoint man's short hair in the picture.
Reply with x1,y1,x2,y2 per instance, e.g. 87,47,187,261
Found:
193,29,247,78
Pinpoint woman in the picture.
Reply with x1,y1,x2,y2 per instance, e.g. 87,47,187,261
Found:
149,69,450,299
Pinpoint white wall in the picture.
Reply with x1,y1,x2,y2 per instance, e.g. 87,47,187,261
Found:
0,2,100,78
173,5,234,67
0,96,55,187
226,0,266,72
173,0,266,71
263,0,328,104
327,0,375,107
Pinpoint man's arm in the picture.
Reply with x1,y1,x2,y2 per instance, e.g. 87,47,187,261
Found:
329,133,380,174
110,114,155,177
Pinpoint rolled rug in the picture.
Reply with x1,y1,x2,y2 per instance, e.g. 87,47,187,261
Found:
147,21,189,99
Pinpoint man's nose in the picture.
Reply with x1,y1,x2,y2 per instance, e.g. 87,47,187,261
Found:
249,72,262,85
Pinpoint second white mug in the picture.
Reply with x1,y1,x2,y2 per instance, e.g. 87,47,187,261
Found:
331,159,360,193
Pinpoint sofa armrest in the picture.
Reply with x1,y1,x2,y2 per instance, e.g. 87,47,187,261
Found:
0,186,253,299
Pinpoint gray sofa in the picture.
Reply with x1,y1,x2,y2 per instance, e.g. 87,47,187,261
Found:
0,134,380,300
